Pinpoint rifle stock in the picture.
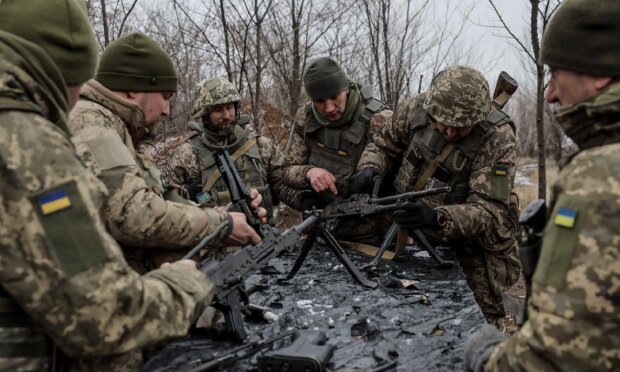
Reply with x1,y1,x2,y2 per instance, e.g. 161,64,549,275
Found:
492,71,518,110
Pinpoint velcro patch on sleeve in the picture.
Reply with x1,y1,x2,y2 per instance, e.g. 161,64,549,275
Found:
85,134,136,171
29,181,111,278
554,207,577,229
493,164,508,176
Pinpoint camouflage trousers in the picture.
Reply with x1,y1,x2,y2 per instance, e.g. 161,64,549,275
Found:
455,242,521,323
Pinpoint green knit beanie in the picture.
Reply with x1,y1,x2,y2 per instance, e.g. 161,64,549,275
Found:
0,0,98,85
96,32,177,92
303,57,349,101
541,0,620,76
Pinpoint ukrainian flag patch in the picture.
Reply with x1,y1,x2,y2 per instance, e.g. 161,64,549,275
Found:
39,190,72,215
493,164,508,176
554,207,577,229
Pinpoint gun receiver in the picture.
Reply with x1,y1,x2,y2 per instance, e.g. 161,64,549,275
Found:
492,71,518,110
200,215,319,341
212,148,261,230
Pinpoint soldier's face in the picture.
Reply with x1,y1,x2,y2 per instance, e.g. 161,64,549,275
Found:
436,122,474,143
208,103,236,132
545,67,613,107
134,92,172,127
313,90,348,122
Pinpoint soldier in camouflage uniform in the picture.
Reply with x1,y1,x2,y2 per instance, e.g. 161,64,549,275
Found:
280,57,393,244
465,1,620,370
0,1,216,370
165,77,282,225
356,65,521,322
68,33,264,272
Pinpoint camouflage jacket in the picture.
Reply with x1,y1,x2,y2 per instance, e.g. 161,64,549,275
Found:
165,125,283,213
280,95,393,209
0,40,212,370
69,80,229,264
358,95,518,250
486,84,620,371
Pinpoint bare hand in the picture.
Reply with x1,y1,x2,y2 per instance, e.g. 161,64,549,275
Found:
248,188,263,209
226,212,262,245
161,259,197,269
248,188,268,223
306,167,338,194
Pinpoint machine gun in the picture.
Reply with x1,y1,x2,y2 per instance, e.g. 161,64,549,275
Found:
286,187,451,289
199,214,318,342
258,330,334,372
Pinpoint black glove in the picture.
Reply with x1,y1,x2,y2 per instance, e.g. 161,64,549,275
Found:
350,168,381,194
299,192,318,220
393,200,440,230
463,324,506,372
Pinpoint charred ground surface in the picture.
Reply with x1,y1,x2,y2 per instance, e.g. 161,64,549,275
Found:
145,242,485,371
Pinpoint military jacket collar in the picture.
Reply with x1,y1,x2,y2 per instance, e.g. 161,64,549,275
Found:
556,83,620,152
80,80,148,144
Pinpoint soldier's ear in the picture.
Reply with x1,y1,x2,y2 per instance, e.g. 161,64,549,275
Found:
593,76,614,91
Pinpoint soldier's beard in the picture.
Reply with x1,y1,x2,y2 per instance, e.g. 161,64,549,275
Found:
204,119,236,137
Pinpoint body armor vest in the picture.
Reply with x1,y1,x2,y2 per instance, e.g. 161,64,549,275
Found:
189,126,274,222
394,94,514,207
304,86,387,197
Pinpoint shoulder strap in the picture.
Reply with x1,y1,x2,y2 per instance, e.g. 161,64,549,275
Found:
203,137,258,191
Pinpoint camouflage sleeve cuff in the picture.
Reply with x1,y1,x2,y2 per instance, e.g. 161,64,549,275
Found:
204,207,231,243
146,263,215,316
283,165,314,188
434,204,494,239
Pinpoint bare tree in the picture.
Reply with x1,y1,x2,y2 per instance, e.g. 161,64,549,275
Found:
488,0,563,200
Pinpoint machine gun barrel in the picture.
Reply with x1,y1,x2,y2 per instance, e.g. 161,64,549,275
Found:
370,186,451,204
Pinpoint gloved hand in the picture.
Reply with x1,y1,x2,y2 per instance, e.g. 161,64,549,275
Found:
393,200,440,230
463,324,507,372
299,192,318,221
350,168,381,194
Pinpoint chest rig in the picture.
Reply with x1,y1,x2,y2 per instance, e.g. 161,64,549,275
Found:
189,126,274,220
394,94,512,206
304,86,387,196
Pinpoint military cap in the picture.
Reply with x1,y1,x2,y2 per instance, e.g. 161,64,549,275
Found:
97,32,177,92
541,0,620,76
303,57,349,101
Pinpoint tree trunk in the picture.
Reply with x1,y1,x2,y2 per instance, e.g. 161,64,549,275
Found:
531,0,546,200
285,0,302,153
219,0,233,82
101,0,109,46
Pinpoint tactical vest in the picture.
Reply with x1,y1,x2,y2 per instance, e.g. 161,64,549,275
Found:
394,94,514,207
189,126,275,222
304,86,387,197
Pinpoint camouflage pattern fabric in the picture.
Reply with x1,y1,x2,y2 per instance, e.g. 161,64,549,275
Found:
279,99,393,243
424,65,491,128
280,103,392,205
0,49,213,371
191,77,241,119
358,90,520,321
165,129,283,210
68,79,229,272
486,84,620,372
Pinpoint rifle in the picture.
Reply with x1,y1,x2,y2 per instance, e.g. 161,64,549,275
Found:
184,329,296,372
517,198,546,323
212,148,261,230
199,214,318,342
286,187,451,288
492,71,519,110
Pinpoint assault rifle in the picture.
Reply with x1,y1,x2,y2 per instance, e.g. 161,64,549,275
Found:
286,186,451,289
492,71,519,110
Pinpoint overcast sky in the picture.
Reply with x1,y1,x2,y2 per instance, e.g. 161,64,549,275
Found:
455,1,534,89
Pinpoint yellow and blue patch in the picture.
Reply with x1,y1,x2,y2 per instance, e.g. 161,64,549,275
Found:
554,207,577,229
493,164,508,176
38,190,72,215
